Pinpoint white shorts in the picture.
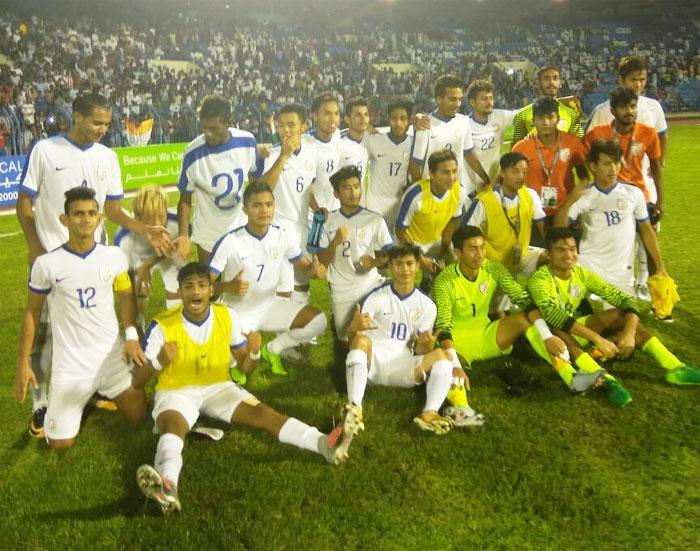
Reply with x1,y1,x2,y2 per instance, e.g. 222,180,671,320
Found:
237,297,305,332
518,246,544,277
331,282,386,341
45,361,132,440
152,381,256,430
368,348,423,388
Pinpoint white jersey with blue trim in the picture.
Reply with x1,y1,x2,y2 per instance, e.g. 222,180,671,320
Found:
319,207,394,301
178,129,257,250
339,132,369,184
256,143,317,225
586,95,667,200
568,182,649,291
410,112,474,182
303,130,342,211
465,109,518,186
115,209,180,269
19,135,123,251
28,244,129,382
361,283,437,357
364,131,412,227
208,224,302,316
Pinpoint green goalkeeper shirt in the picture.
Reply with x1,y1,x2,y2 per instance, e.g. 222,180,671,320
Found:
527,264,641,331
433,259,533,339
512,100,583,144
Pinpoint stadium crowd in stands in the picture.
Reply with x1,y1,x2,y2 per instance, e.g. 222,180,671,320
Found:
1,7,699,153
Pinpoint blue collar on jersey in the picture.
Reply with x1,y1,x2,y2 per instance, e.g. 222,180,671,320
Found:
182,305,212,327
244,225,270,240
390,283,416,301
387,132,409,145
432,110,456,123
344,132,363,144
311,131,333,144
495,185,518,200
340,206,363,219
61,243,97,258
205,132,237,154
63,133,95,152
468,112,489,126
593,181,620,195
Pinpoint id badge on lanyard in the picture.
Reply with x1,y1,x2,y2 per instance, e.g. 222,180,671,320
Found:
536,142,561,209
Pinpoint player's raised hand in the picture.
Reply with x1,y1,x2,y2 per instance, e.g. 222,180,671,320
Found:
13,360,38,402
415,329,438,352
172,234,191,262
124,339,147,367
358,254,375,270
281,134,301,158
349,303,377,333
310,255,326,279
145,225,174,257
413,113,431,131
333,225,349,245
615,331,636,360
157,341,178,368
257,143,271,159
226,269,249,296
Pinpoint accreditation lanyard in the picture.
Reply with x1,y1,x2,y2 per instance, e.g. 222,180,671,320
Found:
497,188,520,237
612,123,636,167
548,267,573,312
535,137,562,186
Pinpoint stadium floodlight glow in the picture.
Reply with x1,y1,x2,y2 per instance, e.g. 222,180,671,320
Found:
506,67,515,75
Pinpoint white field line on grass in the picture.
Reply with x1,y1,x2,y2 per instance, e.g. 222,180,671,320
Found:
0,231,21,238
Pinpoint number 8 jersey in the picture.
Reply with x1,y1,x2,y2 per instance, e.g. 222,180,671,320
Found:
361,282,437,358
28,244,130,382
178,129,257,251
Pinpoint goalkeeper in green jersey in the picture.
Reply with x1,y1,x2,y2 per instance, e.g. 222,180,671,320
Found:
433,225,595,424
527,227,700,406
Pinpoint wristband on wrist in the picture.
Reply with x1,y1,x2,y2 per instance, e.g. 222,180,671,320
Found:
534,318,553,341
150,355,162,371
446,347,461,369
125,326,139,342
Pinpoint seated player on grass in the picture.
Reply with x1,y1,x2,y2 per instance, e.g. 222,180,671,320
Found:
527,227,700,406
208,182,327,384
133,262,349,515
316,165,394,342
115,185,186,325
432,225,590,425
338,244,456,449
14,187,147,446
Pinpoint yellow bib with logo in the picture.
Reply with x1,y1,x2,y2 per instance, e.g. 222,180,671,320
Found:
406,178,462,244
478,187,534,273
155,303,233,391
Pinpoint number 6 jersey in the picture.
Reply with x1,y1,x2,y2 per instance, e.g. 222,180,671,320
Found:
28,244,130,382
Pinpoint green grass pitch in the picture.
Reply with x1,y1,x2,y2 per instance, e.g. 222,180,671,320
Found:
0,126,698,549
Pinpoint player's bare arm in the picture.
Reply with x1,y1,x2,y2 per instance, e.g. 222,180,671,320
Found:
295,254,326,279
258,135,300,189
347,304,377,342
175,191,192,260
132,341,177,389
316,225,348,266
232,330,262,375
117,288,147,367
13,292,45,402
211,269,249,297
464,150,490,188
616,312,639,359
105,199,174,257
649,158,664,214
569,320,618,359
638,221,668,276
16,191,46,265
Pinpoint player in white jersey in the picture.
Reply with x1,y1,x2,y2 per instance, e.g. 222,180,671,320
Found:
14,187,147,447
338,97,370,184
316,166,394,341
176,95,258,262
408,74,490,198
334,243,457,454
363,97,413,232
208,182,327,383
305,92,342,212
132,263,349,514
15,93,169,436
554,140,668,295
465,80,519,185
256,104,318,301
115,186,185,323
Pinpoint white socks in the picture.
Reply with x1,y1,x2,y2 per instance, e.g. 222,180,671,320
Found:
30,337,51,411
278,417,324,455
155,433,184,486
268,313,327,354
424,359,452,412
346,349,368,407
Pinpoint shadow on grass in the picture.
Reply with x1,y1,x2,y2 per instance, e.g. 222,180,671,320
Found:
35,497,147,521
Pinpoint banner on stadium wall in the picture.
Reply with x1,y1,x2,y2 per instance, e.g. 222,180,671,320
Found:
0,155,25,208
114,142,187,190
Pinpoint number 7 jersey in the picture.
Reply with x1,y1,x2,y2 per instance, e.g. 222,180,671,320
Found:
28,244,130,382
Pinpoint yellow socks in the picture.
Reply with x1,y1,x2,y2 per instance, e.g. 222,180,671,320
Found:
642,336,682,370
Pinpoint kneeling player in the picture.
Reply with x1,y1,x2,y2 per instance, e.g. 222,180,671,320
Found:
14,187,147,447
432,225,576,424
339,244,456,448
527,228,700,405
208,182,328,382
133,263,348,514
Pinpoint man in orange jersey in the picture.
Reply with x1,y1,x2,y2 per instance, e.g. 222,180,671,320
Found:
512,97,588,224
584,86,663,218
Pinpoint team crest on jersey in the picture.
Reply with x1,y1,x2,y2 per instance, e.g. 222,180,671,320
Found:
403,152,409,161
269,248,279,260
410,308,421,322
559,148,570,162
617,199,628,211
97,165,108,181
630,142,643,157
479,281,489,295
306,160,314,172
570,285,581,299
98,268,112,283
357,228,367,240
